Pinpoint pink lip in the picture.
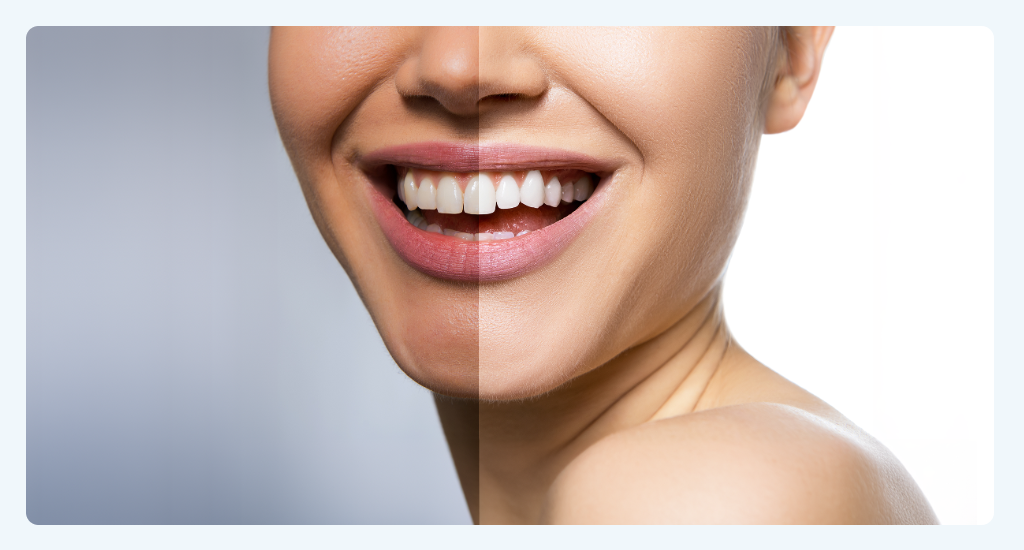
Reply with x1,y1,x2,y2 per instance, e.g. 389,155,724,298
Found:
361,142,612,282
358,142,615,173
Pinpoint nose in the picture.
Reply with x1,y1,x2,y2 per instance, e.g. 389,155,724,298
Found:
395,27,548,117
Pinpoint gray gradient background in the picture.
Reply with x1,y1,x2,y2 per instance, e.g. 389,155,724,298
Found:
27,26,470,524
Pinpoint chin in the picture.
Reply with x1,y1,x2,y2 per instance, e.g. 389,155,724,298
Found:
390,334,577,402
474,329,588,401
387,317,590,401
376,295,481,399
394,346,480,400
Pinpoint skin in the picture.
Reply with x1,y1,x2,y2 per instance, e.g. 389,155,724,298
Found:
269,26,939,525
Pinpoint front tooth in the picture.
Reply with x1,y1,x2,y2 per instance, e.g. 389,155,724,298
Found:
463,176,480,214
454,231,474,241
416,177,437,210
492,231,515,240
436,175,463,214
544,177,562,207
496,173,520,209
574,176,593,201
520,170,545,208
397,173,406,203
464,174,497,215
476,233,493,242
479,174,497,214
402,171,418,210
561,180,574,203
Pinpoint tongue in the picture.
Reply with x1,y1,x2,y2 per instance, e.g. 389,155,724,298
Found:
421,203,576,235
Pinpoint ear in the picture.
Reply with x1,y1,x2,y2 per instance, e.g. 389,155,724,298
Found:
764,26,835,134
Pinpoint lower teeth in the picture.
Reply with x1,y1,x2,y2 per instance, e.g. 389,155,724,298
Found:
405,210,530,241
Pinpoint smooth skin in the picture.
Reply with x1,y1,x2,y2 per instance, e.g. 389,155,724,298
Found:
270,26,938,525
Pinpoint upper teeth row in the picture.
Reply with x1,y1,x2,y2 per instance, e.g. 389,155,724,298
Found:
397,170,594,214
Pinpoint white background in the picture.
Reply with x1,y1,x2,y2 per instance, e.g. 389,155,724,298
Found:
725,27,993,525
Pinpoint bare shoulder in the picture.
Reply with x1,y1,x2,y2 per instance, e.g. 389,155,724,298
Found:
541,402,938,524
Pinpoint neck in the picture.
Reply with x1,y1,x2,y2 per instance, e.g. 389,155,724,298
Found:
433,288,733,524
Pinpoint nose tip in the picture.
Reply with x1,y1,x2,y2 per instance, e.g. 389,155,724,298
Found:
395,27,480,116
395,27,548,118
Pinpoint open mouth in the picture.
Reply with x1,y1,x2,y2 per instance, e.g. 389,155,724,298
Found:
358,142,612,282
394,167,595,241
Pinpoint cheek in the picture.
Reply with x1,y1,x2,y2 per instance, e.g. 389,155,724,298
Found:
269,27,408,169
567,27,762,276
539,27,763,298
483,29,764,387
271,27,485,396
543,28,766,169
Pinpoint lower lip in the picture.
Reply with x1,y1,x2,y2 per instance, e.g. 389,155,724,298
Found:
368,182,605,283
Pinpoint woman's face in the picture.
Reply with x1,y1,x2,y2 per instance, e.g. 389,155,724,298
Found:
270,27,776,400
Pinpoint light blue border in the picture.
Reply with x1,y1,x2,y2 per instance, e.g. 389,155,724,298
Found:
3,1,1021,548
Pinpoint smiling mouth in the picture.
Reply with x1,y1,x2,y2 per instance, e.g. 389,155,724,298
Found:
358,142,612,281
394,167,596,241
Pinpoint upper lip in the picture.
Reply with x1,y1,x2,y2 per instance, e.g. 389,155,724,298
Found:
357,141,616,175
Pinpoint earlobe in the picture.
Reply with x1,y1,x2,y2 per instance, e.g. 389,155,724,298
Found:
764,26,835,135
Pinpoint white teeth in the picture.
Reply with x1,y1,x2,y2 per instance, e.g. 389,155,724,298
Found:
436,175,463,214
561,180,574,203
398,170,596,216
416,177,437,210
402,171,418,211
478,174,496,214
464,174,497,215
519,170,545,208
463,176,481,214
544,176,562,207
405,210,536,241
496,174,520,209
406,209,534,241
574,176,593,201
405,209,427,229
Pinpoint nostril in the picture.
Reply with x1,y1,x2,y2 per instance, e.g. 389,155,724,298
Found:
419,82,480,116
477,92,542,114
